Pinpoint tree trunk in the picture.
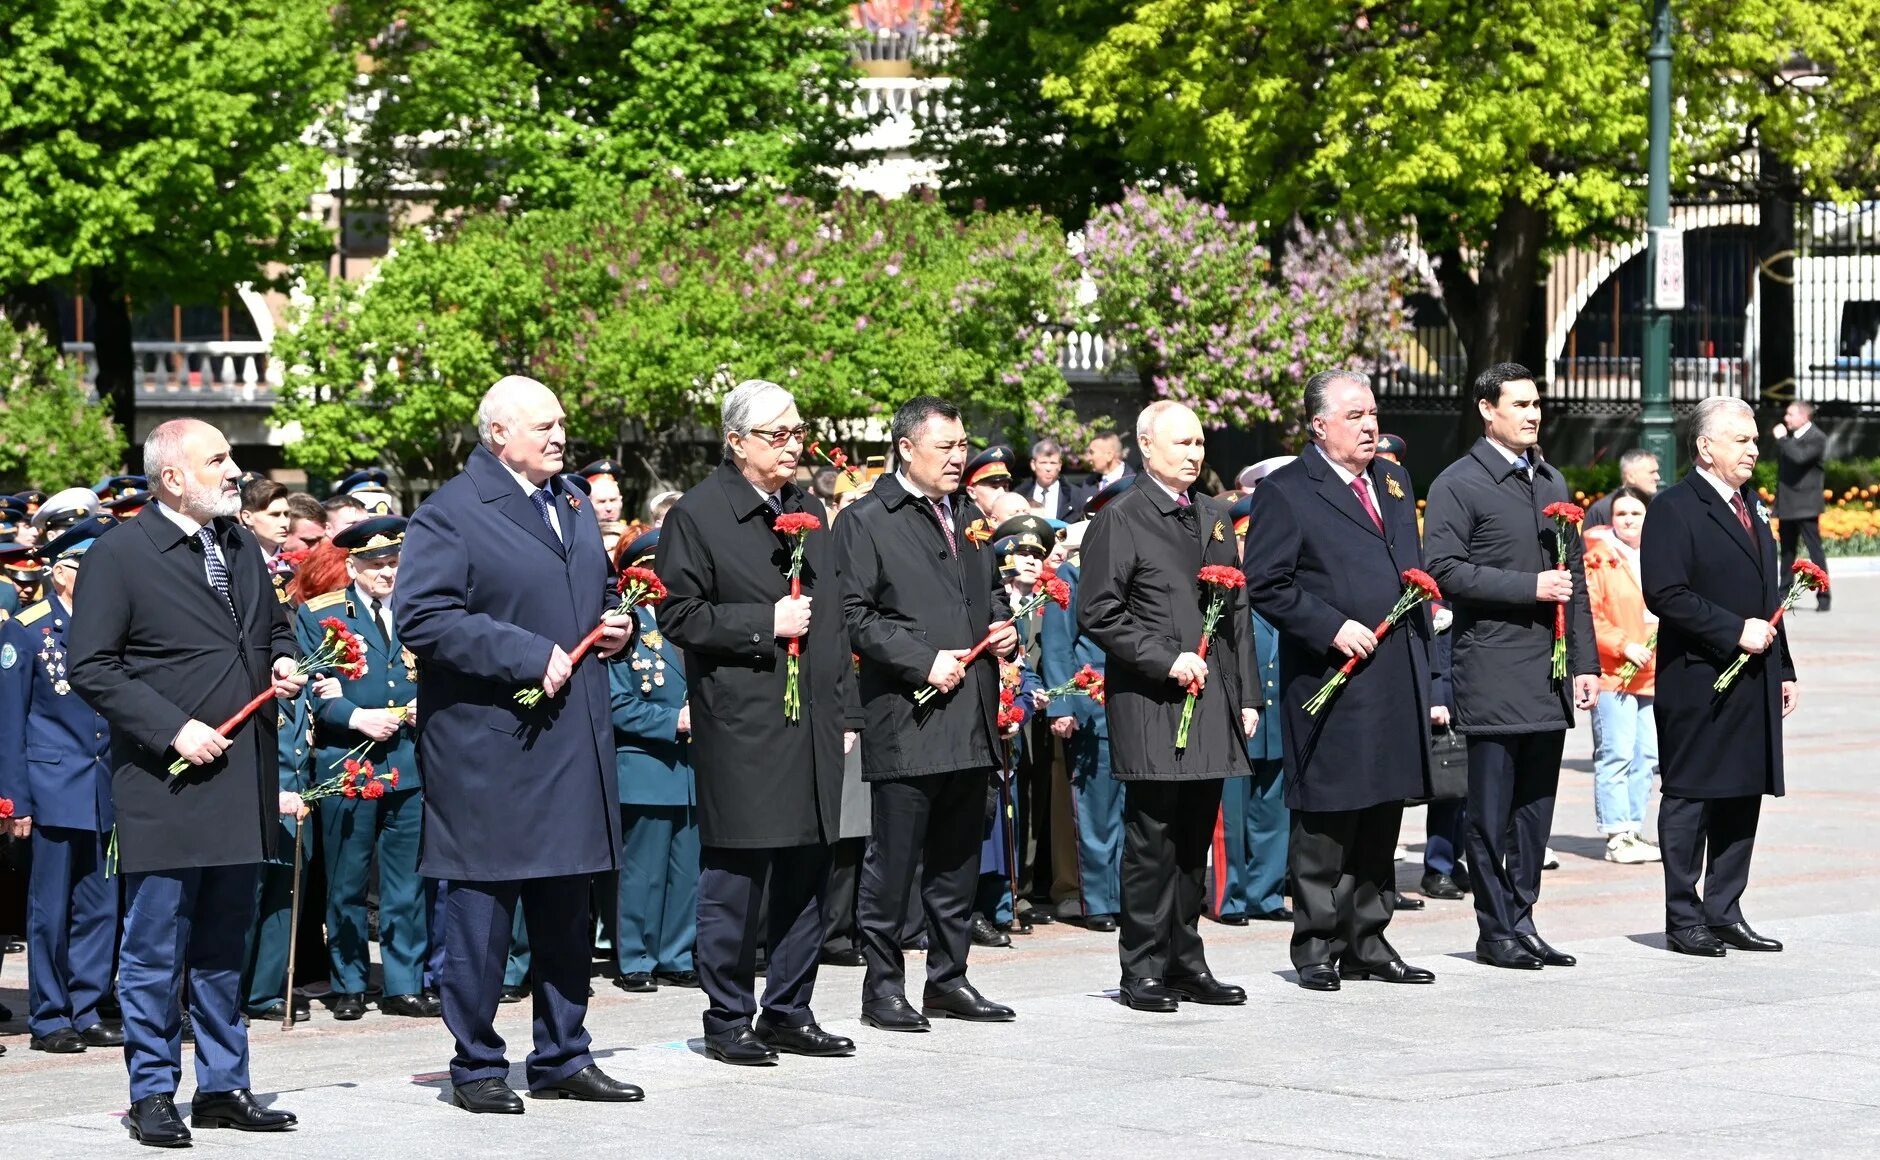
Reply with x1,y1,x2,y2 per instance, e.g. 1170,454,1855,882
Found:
1756,146,1796,413
88,271,138,470
1431,197,1550,449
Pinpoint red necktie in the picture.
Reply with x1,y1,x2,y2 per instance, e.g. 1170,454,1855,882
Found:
930,497,957,557
1730,494,1754,539
1351,478,1384,534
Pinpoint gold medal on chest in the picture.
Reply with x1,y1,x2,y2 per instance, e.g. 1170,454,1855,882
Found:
643,629,664,650
1211,520,1225,542
1386,476,1405,500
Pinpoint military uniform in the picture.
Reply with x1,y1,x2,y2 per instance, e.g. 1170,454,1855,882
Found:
241,687,313,1019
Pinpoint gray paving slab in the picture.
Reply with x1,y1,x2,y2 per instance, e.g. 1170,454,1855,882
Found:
1,572,1877,1157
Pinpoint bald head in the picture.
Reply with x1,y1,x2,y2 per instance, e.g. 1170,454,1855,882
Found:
477,376,566,484
145,419,241,521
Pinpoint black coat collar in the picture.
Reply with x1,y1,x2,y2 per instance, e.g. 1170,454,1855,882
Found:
710,460,801,524
1467,437,1546,483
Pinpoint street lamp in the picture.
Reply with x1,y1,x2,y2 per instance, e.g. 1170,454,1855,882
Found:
1639,0,1677,469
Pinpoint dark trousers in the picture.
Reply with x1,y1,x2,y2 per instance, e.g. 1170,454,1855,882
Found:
1067,729,1124,917
1214,760,1289,918
858,769,987,1003
820,837,865,953
321,787,428,997
1779,516,1828,583
617,804,699,976
1660,794,1762,930
440,876,593,1089
696,843,829,1038
1290,803,1402,970
241,855,305,1011
27,825,117,1037
1118,778,1222,982
1465,731,1566,942
121,864,257,1101
1424,799,1469,878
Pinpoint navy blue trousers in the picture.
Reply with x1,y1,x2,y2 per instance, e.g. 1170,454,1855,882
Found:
696,843,828,1039
1066,730,1124,917
1424,799,1468,878
121,865,258,1101
440,876,594,1088
27,825,118,1037
1214,759,1288,918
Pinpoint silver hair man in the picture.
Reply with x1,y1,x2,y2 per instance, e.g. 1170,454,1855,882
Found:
721,379,795,450
1302,369,1372,431
1690,396,1754,454
476,375,554,447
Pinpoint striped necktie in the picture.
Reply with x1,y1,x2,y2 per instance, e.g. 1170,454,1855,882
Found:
196,526,237,619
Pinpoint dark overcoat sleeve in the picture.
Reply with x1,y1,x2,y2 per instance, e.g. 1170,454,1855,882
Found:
1422,475,1538,608
1639,497,1748,662
1241,479,1346,653
1076,507,1176,681
655,503,775,663
68,540,190,755
395,499,554,685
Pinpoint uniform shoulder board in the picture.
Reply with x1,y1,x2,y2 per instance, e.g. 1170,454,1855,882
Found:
304,590,346,611
16,600,51,626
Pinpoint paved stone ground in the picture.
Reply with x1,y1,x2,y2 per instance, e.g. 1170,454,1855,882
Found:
1,573,1873,1158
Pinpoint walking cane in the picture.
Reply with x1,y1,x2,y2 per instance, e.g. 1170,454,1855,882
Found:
283,814,304,1032
1000,738,1022,930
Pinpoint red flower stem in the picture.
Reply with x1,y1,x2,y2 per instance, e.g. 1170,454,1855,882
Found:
211,687,279,737
567,623,608,667
788,575,801,660
1335,615,1397,679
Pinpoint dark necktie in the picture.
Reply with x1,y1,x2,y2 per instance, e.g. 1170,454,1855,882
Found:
1511,454,1531,482
531,487,561,542
929,497,957,557
1730,493,1755,539
196,527,237,619
1350,477,1384,534
766,494,783,518
367,599,390,648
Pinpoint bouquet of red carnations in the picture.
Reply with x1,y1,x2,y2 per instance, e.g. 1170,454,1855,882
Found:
1713,560,1829,692
913,571,1072,705
1304,569,1442,716
774,512,821,722
516,567,666,706
1175,566,1246,750
169,617,368,776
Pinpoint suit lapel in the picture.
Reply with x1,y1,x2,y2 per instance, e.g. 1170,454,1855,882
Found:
1317,465,1384,539
495,485,566,558
1697,485,1761,570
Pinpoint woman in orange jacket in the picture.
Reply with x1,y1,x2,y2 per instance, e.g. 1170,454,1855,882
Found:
1584,486,1662,865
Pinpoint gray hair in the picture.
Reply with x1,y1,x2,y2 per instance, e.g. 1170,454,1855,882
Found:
1690,396,1754,453
143,419,212,488
721,379,794,450
1029,437,1063,459
477,375,550,447
1618,447,1659,471
1135,400,1192,443
1303,369,1371,429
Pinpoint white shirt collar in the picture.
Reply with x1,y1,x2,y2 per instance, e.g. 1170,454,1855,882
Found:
353,583,379,613
749,481,781,508
1143,472,1188,505
896,472,944,505
155,499,206,538
1314,444,1366,488
1793,422,1813,439
1694,466,1740,503
496,456,551,498
1481,437,1525,468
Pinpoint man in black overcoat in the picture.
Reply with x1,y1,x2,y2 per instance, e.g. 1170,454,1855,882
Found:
67,419,308,1146
1642,396,1798,957
838,396,1019,1031
1423,363,1598,971
1078,401,1255,1012
1770,399,1830,611
656,380,861,1065
394,376,641,1112
1243,372,1435,992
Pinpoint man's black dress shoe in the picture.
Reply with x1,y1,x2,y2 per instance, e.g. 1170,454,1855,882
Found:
1117,977,1179,1012
1666,926,1729,956
451,1078,525,1114
31,1027,86,1053
80,1021,126,1047
654,970,701,989
499,984,528,1004
190,1089,297,1131
99,992,123,1020
329,992,366,1020
819,947,867,967
1394,894,1426,911
1419,871,1465,900
380,992,442,1017
534,1064,645,1100
756,1019,857,1057
1339,959,1435,984
127,1093,191,1147
1251,906,1293,922
1296,964,1341,992
1083,913,1119,932
1476,938,1545,970
1709,921,1781,952
1166,973,1248,1005
1025,909,1055,925
861,995,931,1032
923,983,1016,1022
705,1027,780,1066
1517,934,1577,966
1213,912,1250,926
970,913,1011,947
243,996,310,1023
615,972,657,992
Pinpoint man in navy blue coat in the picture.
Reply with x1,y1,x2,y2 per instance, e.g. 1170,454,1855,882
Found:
394,376,642,1113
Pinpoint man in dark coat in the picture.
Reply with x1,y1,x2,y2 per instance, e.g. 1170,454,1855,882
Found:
839,395,1019,1031
1243,372,1434,992
1642,396,1798,957
1422,363,1599,971
395,376,641,1113
67,420,306,1145
1771,399,1830,612
655,379,860,1065
1079,401,1256,1013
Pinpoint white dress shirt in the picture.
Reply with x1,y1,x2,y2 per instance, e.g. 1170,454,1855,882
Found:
1315,445,1381,513
498,458,562,540
156,500,229,592
1694,466,1740,504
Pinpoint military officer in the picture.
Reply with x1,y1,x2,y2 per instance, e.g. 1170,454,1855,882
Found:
579,459,630,556
0,516,124,1053
298,515,435,1019
332,467,400,517
97,476,153,519
605,529,700,992
6,552,45,607
0,542,30,614
241,670,315,1023
963,445,1016,524
32,487,103,539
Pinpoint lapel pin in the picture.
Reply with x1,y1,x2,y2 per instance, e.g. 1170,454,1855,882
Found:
1386,477,1405,500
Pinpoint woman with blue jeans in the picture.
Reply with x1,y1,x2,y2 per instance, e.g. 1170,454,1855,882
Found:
1584,486,1662,864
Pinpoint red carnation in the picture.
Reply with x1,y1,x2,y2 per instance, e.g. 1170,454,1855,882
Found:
1197,564,1247,590
999,688,1017,707
1041,575,1071,609
0,798,13,819
617,566,667,604
1541,501,1586,525
1401,568,1442,601
362,778,387,801
1073,665,1098,689
773,512,822,538
387,768,400,788
1792,559,1830,593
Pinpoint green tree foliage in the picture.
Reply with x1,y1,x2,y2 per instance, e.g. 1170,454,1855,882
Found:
274,187,1081,489
0,0,348,452
340,0,864,213
0,313,126,492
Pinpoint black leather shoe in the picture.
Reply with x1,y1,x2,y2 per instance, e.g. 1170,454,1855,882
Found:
127,1093,191,1147
98,992,123,1020
970,914,1011,947
380,992,442,1017
756,1019,856,1057
451,1077,525,1114
1340,959,1436,984
329,992,366,1021
923,982,1016,1022
1166,972,1248,1005
614,972,657,993
1117,977,1179,1012
654,970,700,989
1083,913,1119,932
861,995,931,1032
1517,934,1577,966
1024,909,1055,925
1708,921,1782,952
1251,906,1293,922
704,1027,779,1066
1296,963,1341,992
819,947,867,967
1667,926,1728,956
189,1089,297,1132
533,1063,644,1100
1420,871,1465,900
80,1021,126,1047
31,1027,86,1053
243,996,311,1023
1394,894,1426,911
499,984,527,1004
1212,912,1250,926
1476,938,1545,970
1453,865,1472,892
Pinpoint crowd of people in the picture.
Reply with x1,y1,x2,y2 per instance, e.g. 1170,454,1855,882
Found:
0,366,1814,1146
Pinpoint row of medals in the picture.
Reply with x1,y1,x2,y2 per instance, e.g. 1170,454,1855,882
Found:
631,628,667,693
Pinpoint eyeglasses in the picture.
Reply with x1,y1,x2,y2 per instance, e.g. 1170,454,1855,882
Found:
744,425,810,448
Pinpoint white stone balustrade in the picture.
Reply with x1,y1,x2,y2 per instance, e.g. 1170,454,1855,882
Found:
61,341,276,400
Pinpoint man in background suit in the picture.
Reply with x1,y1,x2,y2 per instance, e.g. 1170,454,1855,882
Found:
1016,439,1082,523
1771,400,1830,612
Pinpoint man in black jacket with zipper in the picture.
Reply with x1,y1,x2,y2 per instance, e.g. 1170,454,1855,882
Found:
1423,364,1599,972
839,396,1019,1031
